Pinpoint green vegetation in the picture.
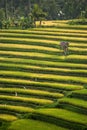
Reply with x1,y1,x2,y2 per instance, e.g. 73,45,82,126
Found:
71,89,87,96
0,104,34,114
8,119,67,130
70,89,87,100
0,114,17,122
0,77,83,91
32,108,87,129
0,0,87,29
68,19,87,25
0,95,53,107
0,62,87,77
0,32,87,42
35,108,87,124
0,19,87,130
0,57,87,70
59,98,87,114
0,87,63,99
0,70,86,85
1,33,87,43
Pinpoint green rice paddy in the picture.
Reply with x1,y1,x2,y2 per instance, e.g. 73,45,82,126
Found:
0,21,87,130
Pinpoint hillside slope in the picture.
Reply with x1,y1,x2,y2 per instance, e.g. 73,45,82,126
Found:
0,24,87,130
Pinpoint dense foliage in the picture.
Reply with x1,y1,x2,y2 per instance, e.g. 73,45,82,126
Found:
0,0,87,20
0,0,87,29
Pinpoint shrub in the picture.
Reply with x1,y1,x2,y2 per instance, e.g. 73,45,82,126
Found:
20,16,34,29
3,20,11,29
68,19,87,25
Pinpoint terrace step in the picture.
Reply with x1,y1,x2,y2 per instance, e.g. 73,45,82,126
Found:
0,77,83,92
33,26,87,31
1,38,87,51
0,57,87,70
0,43,60,56
58,97,87,115
0,50,87,64
0,37,87,52
0,114,17,122
0,62,87,77
0,32,87,43
0,46,87,56
8,119,68,130
0,27,87,130
0,70,86,85
0,104,34,115
70,89,87,100
0,42,87,56
1,27,87,33
0,87,63,100
0,95,53,108
31,108,87,130
1,30,87,38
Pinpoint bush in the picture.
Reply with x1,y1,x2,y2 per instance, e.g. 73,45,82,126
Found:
68,19,87,25
20,16,34,29
3,20,11,29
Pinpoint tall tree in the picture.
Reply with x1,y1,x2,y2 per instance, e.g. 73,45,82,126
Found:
5,0,8,19
0,0,87,20
32,4,47,26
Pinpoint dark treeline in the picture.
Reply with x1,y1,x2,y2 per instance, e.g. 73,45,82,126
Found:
0,0,87,20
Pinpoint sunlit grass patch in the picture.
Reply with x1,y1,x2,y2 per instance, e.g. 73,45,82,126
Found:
0,50,87,64
0,43,59,53
0,57,87,70
0,77,83,91
0,95,53,106
69,47,87,53
0,33,87,43
0,104,34,113
1,30,87,39
33,27,87,33
36,108,87,124
59,98,87,111
70,89,87,100
0,114,17,121
0,62,87,77
33,108,87,129
0,70,86,85
72,89,87,95
0,88,63,99
8,119,67,130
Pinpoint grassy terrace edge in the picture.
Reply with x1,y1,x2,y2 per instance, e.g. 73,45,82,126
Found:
30,108,87,130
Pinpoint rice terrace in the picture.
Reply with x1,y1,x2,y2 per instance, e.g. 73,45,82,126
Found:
0,0,87,130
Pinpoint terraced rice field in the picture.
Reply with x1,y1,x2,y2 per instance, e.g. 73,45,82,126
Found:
0,23,87,130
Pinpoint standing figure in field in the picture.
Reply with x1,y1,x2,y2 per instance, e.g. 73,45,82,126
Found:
15,92,17,96
60,41,69,55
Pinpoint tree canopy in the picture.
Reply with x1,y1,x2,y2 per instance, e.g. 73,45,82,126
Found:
0,0,87,20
